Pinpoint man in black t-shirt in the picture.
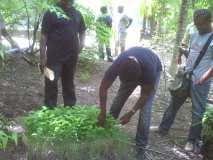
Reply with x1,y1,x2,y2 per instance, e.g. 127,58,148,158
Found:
40,0,86,108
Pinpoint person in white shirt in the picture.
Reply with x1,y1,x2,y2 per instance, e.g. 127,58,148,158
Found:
114,6,132,56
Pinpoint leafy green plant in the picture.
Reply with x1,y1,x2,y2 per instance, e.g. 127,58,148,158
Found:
202,105,213,142
78,47,100,82
0,113,18,150
20,105,134,160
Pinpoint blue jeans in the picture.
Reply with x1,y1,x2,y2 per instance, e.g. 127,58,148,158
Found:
159,79,211,143
110,72,161,148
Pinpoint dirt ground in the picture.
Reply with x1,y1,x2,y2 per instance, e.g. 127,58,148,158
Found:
0,41,211,160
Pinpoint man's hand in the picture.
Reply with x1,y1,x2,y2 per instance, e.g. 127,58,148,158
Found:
39,58,46,73
196,78,204,85
120,111,134,125
98,109,106,127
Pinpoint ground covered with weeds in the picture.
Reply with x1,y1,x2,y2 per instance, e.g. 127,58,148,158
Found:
0,42,212,160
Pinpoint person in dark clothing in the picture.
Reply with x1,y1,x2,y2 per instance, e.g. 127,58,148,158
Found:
96,6,113,62
40,0,86,108
97,47,162,159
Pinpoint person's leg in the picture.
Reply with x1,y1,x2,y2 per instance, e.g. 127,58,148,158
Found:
44,64,62,108
61,55,78,107
110,82,137,119
120,32,127,53
159,90,188,135
45,78,58,108
98,43,104,59
136,72,161,148
187,80,211,152
105,39,113,62
135,72,161,160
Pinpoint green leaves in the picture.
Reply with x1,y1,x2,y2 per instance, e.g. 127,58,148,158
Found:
202,105,213,142
21,105,133,159
49,5,70,20
0,113,19,150
21,105,121,144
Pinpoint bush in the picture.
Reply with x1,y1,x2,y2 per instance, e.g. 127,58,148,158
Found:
202,105,213,160
20,105,134,160
202,105,213,142
0,113,18,150
77,47,100,82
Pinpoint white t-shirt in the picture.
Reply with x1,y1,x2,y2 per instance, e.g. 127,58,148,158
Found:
186,32,213,82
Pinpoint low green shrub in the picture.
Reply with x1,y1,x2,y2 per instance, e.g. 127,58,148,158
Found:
20,105,134,160
202,105,213,142
0,114,18,150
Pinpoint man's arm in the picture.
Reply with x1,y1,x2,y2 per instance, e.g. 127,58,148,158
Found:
98,77,114,127
126,17,132,29
40,34,47,72
120,84,154,125
1,28,19,48
197,67,213,85
79,32,86,51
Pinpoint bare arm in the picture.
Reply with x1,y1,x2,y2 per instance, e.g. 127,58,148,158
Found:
126,18,133,29
79,32,86,51
132,84,153,112
98,77,114,127
197,67,213,85
120,84,154,125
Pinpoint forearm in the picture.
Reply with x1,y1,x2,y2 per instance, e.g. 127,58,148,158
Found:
99,78,114,112
40,34,47,64
201,67,213,82
131,94,149,113
130,85,153,114
79,32,86,48
126,19,133,29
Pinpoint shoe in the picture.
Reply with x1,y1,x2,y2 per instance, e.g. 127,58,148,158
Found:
184,142,194,152
193,140,203,154
107,58,113,62
136,149,145,160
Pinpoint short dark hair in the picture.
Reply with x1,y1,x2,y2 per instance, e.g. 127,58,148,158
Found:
194,9,212,22
100,6,107,14
119,57,141,82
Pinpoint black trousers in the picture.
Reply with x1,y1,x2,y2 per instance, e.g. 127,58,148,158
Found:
45,56,78,108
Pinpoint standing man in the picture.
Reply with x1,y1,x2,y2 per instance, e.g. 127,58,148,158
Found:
0,14,19,49
98,47,162,159
40,0,86,108
159,9,213,154
96,6,113,62
114,6,132,56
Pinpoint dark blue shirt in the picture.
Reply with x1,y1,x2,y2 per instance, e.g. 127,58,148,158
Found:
104,47,162,84
41,6,86,64
97,14,112,28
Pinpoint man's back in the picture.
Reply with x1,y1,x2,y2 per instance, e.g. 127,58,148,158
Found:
105,47,162,84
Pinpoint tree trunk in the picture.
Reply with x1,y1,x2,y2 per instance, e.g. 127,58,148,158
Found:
169,0,189,76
